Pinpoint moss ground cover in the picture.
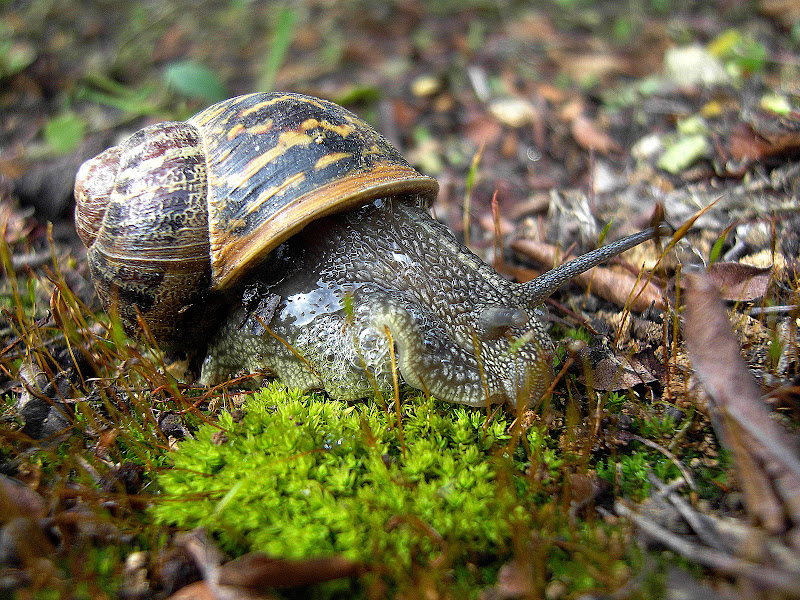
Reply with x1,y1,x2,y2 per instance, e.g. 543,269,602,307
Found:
151,383,572,591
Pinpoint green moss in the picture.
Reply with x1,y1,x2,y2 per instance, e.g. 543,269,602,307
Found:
152,383,555,587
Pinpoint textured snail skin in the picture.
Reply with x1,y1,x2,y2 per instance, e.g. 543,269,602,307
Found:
200,199,553,407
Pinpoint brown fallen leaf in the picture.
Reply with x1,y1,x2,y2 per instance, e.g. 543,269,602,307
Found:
166,581,218,600
682,270,800,534
729,120,800,163
586,353,658,391
553,51,632,83
464,109,503,148
570,114,622,155
511,238,664,311
573,336,658,392
167,580,275,600
705,261,773,301
163,529,361,599
164,532,274,600
218,553,362,589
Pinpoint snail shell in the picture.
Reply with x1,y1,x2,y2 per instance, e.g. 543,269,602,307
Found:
74,93,437,348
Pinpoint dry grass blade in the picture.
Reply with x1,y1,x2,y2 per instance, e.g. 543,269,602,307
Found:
682,270,800,533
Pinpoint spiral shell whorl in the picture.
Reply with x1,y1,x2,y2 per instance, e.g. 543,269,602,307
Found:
74,146,122,248
76,121,215,347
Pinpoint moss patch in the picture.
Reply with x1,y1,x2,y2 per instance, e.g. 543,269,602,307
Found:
151,383,561,588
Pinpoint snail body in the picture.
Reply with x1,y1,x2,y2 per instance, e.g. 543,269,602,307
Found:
75,92,656,407
201,199,551,405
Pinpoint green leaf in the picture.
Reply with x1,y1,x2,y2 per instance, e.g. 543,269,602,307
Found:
43,113,86,154
76,75,160,117
657,134,709,174
708,233,726,265
332,86,380,106
708,29,768,75
0,20,36,78
597,220,613,246
760,93,792,116
163,61,227,103
0,40,36,77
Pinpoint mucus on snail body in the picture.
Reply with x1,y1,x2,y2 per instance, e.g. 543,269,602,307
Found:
75,92,657,407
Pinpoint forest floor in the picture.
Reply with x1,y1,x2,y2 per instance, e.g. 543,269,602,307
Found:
1,1,800,599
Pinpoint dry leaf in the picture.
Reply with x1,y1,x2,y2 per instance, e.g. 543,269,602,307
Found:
488,97,539,128
218,553,361,589
571,114,621,154
729,121,800,162
705,262,773,301
166,581,217,600
167,580,276,600
587,353,658,391
682,271,800,533
162,530,360,599
464,111,503,147
554,52,631,82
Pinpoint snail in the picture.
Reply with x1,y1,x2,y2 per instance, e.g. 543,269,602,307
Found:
75,92,658,407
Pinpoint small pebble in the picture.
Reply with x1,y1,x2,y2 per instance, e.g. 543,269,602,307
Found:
410,74,440,98
489,98,537,128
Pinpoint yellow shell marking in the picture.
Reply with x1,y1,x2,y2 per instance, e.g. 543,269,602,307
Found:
226,123,246,140
299,117,357,139
228,130,313,192
245,121,274,136
239,94,328,118
246,171,307,218
313,152,352,170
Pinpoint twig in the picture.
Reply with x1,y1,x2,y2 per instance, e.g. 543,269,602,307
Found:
629,434,696,491
614,501,800,595
647,474,734,554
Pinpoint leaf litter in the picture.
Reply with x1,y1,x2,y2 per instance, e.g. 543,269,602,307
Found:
613,269,800,596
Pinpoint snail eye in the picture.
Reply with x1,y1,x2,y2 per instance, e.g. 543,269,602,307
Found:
475,305,529,341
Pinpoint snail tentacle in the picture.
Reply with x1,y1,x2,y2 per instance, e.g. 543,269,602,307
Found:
517,227,660,306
